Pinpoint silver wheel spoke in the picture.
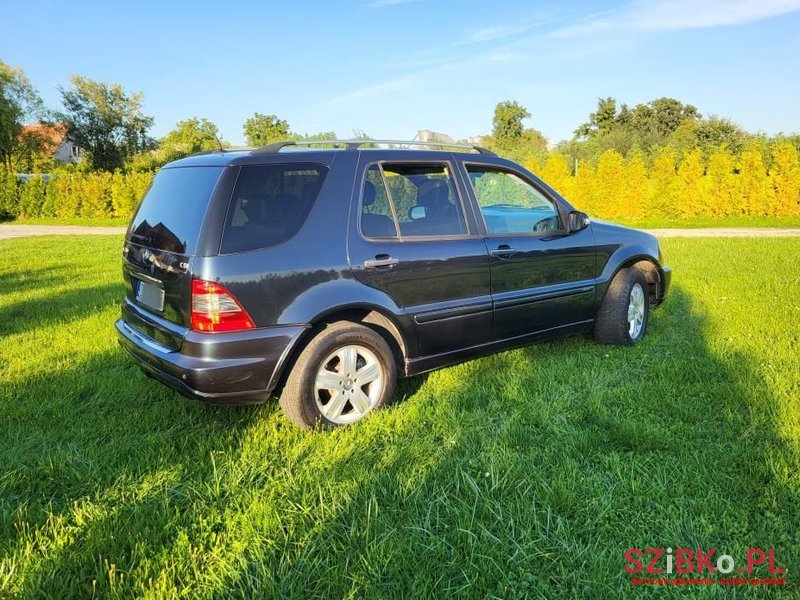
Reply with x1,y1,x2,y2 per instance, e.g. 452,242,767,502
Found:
356,361,381,384
628,283,645,339
315,370,341,391
322,390,348,419
339,347,358,374
351,387,371,415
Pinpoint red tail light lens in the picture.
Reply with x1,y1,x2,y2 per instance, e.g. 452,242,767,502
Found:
191,279,255,332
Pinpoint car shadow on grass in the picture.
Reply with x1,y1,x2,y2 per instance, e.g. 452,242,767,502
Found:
2,287,798,598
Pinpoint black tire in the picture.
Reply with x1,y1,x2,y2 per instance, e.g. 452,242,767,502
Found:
594,268,650,345
278,321,397,430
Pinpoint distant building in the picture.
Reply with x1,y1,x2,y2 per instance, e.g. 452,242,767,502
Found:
415,129,456,144
20,123,80,164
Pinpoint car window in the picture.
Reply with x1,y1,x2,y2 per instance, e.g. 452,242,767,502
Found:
221,163,327,253
360,163,467,239
361,165,399,238
466,167,561,235
129,166,223,254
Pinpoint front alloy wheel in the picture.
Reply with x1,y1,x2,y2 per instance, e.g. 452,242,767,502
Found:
627,283,646,339
594,267,650,345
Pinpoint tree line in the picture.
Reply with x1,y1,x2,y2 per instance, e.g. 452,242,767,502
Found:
1,58,799,221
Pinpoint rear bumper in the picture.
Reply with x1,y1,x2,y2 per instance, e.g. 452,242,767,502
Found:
116,317,308,404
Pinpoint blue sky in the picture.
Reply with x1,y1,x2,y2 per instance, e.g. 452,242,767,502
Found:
3,0,799,144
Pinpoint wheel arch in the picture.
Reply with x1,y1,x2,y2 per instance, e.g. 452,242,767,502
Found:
271,304,413,394
597,246,664,307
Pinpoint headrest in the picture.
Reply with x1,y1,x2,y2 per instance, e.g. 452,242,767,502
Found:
363,181,377,206
302,180,322,204
417,179,449,207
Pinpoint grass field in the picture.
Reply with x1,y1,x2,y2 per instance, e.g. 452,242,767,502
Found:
1,235,798,598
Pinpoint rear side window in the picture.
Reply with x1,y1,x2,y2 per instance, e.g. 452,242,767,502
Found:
129,166,223,254
221,164,328,253
360,163,467,239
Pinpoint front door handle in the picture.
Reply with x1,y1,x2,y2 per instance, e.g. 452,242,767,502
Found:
364,255,399,269
490,245,518,258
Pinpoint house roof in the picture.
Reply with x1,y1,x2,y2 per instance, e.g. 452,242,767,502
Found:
20,123,68,154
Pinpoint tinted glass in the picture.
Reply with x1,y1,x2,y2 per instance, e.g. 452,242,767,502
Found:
221,164,327,253
129,166,223,254
361,165,398,238
360,163,466,238
467,167,561,234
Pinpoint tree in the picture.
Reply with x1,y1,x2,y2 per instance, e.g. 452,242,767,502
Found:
571,160,595,213
0,60,45,170
492,100,530,145
623,151,648,220
649,147,678,218
489,100,547,163
671,116,748,157
58,75,154,171
737,143,774,216
768,141,800,216
161,117,221,155
573,96,701,156
129,117,223,170
539,153,572,199
675,148,704,218
243,113,291,147
594,149,626,219
702,144,736,217
574,97,618,138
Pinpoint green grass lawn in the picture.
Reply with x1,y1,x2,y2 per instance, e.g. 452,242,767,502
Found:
2,216,129,227
1,236,798,598
615,215,800,229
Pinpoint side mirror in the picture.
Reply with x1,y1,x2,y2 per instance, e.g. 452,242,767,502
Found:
409,205,427,220
567,210,590,233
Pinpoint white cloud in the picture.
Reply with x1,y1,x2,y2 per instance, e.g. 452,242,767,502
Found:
552,0,800,37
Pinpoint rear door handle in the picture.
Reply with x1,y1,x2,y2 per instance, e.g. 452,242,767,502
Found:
364,256,399,269
490,245,518,258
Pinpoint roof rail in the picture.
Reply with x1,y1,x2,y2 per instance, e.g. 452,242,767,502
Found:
250,139,496,156
192,146,251,156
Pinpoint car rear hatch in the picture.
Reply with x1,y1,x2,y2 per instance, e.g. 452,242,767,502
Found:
121,165,225,350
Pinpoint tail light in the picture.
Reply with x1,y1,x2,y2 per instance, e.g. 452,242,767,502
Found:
191,279,255,332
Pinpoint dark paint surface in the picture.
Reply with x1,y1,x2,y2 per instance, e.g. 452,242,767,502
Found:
117,148,670,402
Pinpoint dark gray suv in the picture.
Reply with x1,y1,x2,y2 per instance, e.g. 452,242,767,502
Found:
116,140,671,429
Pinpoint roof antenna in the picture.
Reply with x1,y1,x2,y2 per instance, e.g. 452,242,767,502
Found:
214,134,224,153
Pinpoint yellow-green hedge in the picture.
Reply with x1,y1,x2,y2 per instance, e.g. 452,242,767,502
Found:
527,141,800,219
0,171,153,220
3,141,799,222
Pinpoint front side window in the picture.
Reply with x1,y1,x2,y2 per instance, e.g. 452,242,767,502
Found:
359,163,467,239
221,163,327,253
467,167,561,235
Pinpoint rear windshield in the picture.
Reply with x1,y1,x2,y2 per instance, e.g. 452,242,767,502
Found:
220,163,328,253
128,166,223,254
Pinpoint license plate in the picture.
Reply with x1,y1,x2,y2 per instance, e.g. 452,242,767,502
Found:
134,278,165,312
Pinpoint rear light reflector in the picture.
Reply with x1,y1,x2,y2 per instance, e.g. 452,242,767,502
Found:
191,279,255,332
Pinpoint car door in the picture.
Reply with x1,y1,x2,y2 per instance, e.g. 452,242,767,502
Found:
461,162,596,340
348,157,492,357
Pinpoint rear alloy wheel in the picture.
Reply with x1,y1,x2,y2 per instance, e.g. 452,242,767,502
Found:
313,344,384,425
279,322,397,429
594,267,650,345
